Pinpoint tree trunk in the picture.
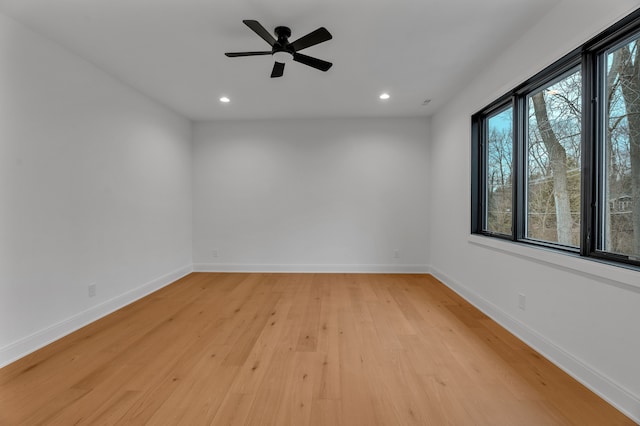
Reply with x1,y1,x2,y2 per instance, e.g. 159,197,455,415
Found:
617,45,640,257
531,92,574,245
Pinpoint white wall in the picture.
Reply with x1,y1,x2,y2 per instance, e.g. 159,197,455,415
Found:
0,14,193,367
193,118,429,272
428,0,640,421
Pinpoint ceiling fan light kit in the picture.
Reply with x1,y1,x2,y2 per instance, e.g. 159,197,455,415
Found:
225,20,333,78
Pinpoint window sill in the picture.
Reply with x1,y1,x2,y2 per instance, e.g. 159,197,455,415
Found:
468,234,640,293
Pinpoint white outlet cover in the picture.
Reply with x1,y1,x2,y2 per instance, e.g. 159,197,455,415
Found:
518,294,526,310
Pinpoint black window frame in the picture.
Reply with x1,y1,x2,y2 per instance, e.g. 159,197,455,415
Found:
471,7,640,269
472,96,514,241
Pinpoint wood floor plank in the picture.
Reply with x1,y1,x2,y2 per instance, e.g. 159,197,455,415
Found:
0,273,634,425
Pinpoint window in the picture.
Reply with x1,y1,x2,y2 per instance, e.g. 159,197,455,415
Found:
598,32,640,261
472,7,640,268
485,106,513,235
526,69,581,247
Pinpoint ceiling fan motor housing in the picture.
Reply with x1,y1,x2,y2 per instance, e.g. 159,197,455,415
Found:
273,26,294,61
272,26,295,64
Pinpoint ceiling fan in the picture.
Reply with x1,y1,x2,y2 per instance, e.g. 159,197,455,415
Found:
225,20,333,78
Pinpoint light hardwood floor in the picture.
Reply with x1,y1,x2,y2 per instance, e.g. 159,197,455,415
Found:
0,273,634,425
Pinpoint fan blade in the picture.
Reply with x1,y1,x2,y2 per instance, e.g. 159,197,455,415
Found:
225,51,272,57
290,27,332,51
271,61,285,78
293,53,332,72
243,20,276,46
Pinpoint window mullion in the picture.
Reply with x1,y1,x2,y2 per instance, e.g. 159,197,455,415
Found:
581,51,597,257
514,95,527,241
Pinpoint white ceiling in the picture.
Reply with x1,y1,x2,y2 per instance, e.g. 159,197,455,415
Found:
0,0,560,121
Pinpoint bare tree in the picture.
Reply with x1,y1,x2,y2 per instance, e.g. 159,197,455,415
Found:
487,127,512,234
531,92,574,245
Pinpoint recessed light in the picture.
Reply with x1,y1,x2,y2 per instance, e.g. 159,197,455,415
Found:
219,96,230,103
379,93,390,100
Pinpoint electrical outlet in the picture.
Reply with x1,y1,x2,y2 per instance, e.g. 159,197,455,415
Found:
518,293,526,310
393,249,400,259
212,249,219,258
88,283,97,298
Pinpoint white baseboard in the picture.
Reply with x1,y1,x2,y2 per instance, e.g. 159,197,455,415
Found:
0,264,193,369
192,263,431,274
428,265,640,425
